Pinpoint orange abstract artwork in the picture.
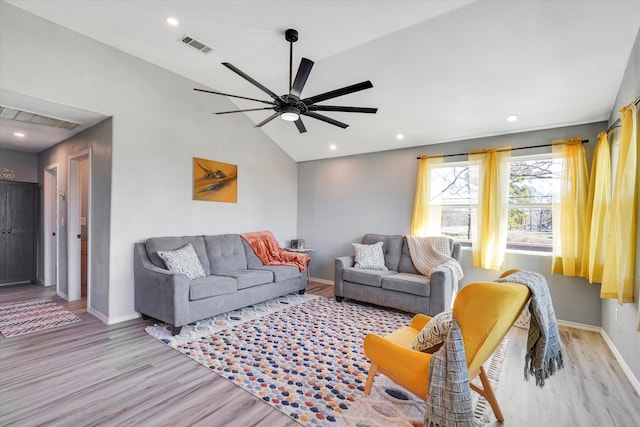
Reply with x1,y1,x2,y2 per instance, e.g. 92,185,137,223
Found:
193,157,238,203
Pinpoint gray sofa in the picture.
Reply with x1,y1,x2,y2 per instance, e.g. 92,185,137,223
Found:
134,233,307,335
334,234,461,316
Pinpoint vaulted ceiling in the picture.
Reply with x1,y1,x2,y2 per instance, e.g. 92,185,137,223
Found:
2,1,639,161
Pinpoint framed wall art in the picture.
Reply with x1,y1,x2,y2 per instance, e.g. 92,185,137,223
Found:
193,157,238,203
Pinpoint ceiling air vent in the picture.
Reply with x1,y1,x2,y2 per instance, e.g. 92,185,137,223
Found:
0,106,80,130
180,35,213,54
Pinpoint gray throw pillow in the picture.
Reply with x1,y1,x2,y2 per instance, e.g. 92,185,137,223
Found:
353,241,388,270
157,243,206,280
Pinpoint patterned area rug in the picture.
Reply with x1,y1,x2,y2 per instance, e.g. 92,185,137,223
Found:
0,297,80,337
146,295,507,426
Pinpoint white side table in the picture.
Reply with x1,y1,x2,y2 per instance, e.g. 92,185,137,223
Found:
286,248,314,284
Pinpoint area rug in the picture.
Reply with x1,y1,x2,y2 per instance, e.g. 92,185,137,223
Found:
146,295,507,426
0,297,80,337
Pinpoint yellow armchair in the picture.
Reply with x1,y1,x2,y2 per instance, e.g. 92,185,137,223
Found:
363,279,530,422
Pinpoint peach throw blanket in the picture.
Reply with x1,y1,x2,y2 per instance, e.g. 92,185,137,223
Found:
241,231,310,272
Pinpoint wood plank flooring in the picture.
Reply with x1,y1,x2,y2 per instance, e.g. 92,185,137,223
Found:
1,282,639,426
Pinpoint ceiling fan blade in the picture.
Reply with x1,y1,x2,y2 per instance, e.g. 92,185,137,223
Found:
254,112,281,128
302,81,374,105
289,58,314,101
294,117,307,134
215,107,275,115
307,105,378,114
302,111,349,129
194,88,273,105
223,63,281,101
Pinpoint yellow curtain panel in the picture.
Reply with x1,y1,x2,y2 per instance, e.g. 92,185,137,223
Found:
551,139,589,277
601,103,638,304
411,155,443,236
470,149,510,270
580,132,611,283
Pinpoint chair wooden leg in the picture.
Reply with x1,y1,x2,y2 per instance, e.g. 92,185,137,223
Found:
364,363,378,396
478,365,504,422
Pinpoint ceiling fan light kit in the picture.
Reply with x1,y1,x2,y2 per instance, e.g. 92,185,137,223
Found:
194,28,377,133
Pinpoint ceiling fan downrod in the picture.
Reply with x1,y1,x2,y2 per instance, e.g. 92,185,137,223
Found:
285,29,298,96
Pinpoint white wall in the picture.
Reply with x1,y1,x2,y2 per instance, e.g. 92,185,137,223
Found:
0,2,299,322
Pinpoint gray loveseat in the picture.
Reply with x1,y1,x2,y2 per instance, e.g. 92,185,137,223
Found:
334,234,461,316
134,233,307,335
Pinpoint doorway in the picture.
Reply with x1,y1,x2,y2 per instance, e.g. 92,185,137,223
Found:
67,150,90,305
44,164,59,288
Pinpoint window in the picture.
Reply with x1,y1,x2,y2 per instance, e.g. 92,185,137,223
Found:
428,154,560,252
506,155,560,251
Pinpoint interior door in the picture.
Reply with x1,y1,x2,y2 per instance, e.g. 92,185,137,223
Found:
1,182,36,284
0,184,7,281
44,166,59,287
67,152,89,301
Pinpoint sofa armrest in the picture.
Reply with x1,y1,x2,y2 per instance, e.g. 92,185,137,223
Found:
428,266,454,315
134,243,190,327
334,256,355,297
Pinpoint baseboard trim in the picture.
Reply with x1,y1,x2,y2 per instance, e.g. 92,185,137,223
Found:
556,319,600,332
106,312,141,325
310,277,333,286
600,328,640,396
87,307,109,324
57,291,69,301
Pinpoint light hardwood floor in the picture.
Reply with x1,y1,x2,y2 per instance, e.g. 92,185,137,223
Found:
1,282,638,427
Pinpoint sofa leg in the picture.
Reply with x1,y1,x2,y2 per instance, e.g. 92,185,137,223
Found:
171,326,183,336
335,296,344,302
298,289,306,295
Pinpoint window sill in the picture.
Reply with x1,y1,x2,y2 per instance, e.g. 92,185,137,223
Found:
460,246,552,257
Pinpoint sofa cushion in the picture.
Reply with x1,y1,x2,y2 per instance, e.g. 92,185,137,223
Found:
361,234,403,271
411,309,452,353
398,238,420,274
156,243,206,280
218,269,273,290
204,234,247,274
189,275,237,301
253,265,301,282
382,273,431,297
146,236,210,275
353,242,388,270
343,267,396,288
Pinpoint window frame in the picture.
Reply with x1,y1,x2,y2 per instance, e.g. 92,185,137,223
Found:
430,152,557,253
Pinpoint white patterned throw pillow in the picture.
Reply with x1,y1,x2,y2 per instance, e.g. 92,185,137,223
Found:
157,243,206,280
411,309,453,353
352,241,388,270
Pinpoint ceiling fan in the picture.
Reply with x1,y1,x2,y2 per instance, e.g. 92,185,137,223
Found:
194,28,377,133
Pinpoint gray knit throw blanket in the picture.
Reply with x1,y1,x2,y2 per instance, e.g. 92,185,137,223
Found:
424,316,474,427
496,270,564,386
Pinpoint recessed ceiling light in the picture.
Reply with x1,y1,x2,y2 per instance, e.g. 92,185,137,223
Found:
506,114,519,122
329,144,337,151
165,17,179,26
396,133,404,140
14,132,25,137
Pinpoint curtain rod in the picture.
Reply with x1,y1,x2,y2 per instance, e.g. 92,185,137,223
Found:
416,139,589,160
606,96,640,134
